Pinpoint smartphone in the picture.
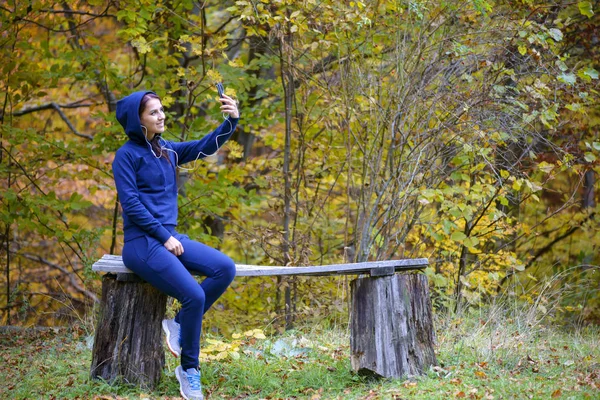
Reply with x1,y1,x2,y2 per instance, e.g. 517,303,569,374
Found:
216,82,225,98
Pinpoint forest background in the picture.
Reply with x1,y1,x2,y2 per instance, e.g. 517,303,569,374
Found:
0,0,598,334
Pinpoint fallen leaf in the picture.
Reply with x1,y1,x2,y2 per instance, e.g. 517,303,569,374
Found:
551,389,562,398
475,370,487,378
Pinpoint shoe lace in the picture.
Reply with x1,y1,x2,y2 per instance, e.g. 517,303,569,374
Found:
186,369,201,391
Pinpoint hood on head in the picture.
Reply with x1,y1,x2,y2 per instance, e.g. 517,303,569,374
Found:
116,90,156,144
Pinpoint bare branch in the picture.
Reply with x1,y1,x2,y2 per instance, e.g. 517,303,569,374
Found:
14,2,114,33
50,102,93,139
4,102,94,139
16,252,99,303
38,8,116,18
498,212,597,290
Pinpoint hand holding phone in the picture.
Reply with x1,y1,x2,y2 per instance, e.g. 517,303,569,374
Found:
216,82,239,119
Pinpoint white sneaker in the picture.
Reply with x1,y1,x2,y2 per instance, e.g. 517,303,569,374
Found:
162,318,181,357
175,366,204,400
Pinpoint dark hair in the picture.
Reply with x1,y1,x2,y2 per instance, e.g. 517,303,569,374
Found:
139,92,161,115
139,93,170,164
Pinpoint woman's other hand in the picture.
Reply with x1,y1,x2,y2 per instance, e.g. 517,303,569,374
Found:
220,94,239,119
164,236,184,256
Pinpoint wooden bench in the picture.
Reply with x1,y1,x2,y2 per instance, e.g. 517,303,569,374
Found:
90,255,436,389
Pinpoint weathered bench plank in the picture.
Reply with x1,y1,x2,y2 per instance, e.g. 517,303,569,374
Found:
92,254,428,276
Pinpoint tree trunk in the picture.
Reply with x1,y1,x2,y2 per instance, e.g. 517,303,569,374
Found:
350,273,436,378
279,14,295,330
90,274,167,389
583,169,595,209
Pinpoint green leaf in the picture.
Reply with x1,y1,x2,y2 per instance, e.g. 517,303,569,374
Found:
131,37,151,54
431,273,448,287
541,105,558,121
537,161,554,173
548,28,563,42
578,1,594,18
518,45,527,56
593,142,600,151
513,180,522,191
557,72,576,85
583,67,599,80
431,231,444,241
464,236,480,248
584,152,596,162
514,264,525,271
523,111,538,124
555,60,568,72
451,231,467,242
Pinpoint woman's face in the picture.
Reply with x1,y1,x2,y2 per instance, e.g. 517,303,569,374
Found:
140,97,165,139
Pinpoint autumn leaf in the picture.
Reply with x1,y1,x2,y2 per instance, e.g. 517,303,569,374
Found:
578,1,594,18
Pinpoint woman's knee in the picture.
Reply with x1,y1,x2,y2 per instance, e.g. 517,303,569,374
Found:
219,256,236,284
181,287,206,308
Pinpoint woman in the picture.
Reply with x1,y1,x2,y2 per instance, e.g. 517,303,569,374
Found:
113,89,240,400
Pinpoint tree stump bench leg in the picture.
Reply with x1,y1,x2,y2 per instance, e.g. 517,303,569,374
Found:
350,273,437,378
90,274,167,389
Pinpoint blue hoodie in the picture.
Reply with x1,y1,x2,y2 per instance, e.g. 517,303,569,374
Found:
112,90,238,244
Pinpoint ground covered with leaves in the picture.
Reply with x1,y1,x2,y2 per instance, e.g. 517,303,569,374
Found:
1,314,599,399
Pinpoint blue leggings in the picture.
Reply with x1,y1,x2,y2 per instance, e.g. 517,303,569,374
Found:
122,232,236,370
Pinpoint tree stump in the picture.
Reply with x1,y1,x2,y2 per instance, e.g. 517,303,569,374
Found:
350,273,437,378
90,274,167,389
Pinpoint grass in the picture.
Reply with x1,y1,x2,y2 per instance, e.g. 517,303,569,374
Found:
1,309,599,399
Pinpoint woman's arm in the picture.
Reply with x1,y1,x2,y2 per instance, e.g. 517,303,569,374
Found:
171,118,238,164
171,95,240,164
112,149,172,244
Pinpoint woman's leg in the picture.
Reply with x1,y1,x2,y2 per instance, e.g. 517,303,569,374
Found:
174,233,236,314
122,235,205,370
